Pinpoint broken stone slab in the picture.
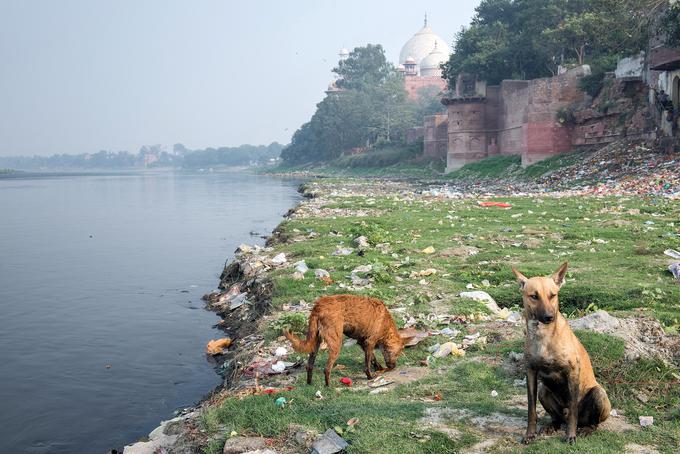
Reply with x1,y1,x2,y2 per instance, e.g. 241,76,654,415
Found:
223,436,268,454
458,291,501,314
311,429,348,454
123,412,195,454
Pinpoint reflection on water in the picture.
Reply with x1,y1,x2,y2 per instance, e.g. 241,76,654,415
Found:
0,171,301,453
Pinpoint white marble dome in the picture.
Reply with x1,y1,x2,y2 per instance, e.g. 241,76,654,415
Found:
419,43,449,77
399,24,451,67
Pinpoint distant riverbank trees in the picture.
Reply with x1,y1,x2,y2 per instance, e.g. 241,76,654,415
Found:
281,45,441,165
0,143,283,171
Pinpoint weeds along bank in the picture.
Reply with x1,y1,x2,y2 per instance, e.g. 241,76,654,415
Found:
125,178,680,454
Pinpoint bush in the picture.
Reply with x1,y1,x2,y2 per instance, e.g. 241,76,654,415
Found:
332,144,421,168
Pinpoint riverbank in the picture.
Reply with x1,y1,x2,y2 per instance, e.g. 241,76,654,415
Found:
125,171,680,453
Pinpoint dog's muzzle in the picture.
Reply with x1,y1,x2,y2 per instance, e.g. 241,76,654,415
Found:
538,314,555,324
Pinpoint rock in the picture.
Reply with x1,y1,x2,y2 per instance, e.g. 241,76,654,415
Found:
508,351,524,362
332,247,353,256
440,246,480,258
123,413,195,454
311,429,348,454
459,291,501,314
623,444,661,454
315,269,330,278
236,244,253,254
293,260,308,274
569,310,621,331
222,436,267,454
354,236,370,248
523,238,543,249
243,450,276,454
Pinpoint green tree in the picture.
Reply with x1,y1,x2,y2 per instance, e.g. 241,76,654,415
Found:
282,45,417,164
442,0,652,87
333,44,392,89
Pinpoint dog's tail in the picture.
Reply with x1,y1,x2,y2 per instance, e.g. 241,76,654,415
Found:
283,313,319,354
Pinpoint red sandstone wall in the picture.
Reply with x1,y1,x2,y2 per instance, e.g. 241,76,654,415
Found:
498,80,530,155
522,67,589,165
404,76,447,100
424,114,448,162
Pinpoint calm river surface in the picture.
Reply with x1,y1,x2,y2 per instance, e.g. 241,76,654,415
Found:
0,171,302,453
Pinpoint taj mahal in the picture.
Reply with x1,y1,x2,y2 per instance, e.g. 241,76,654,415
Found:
329,16,451,99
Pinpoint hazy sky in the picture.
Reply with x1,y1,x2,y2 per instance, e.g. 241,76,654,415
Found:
0,1,479,156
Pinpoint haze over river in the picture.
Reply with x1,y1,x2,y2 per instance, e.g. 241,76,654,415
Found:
0,171,302,453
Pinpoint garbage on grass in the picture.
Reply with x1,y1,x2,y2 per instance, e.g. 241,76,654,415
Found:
274,347,287,357
491,390,499,397
271,361,286,373
275,397,287,408
421,246,436,254
432,342,465,358
206,338,232,355
270,253,287,265
398,328,430,347
339,377,353,387
478,201,512,208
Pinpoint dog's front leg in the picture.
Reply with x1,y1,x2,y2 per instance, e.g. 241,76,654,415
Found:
523,368,538,443
565,378,579,444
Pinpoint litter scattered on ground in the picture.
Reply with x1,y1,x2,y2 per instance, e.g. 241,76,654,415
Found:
315,390,323,399
270,253,287,265
368,376,394,388
491,390,499,397
421,246,436,254
206,338,232,355
432,342,465,358
274,347,287,357
398,328,430,347
339,377,353,387
275,397,287,408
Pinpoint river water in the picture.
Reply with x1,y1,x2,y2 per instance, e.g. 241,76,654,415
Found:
0,171,302,453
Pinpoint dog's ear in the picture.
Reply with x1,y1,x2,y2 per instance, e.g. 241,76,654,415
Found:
552,262,569,288
511,268,528,291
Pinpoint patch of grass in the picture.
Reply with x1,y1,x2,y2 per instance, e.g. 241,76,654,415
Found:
446,155,522,180
201,180,680,454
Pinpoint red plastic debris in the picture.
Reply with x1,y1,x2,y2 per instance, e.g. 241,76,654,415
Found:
478,201,512,208
340,377,353,387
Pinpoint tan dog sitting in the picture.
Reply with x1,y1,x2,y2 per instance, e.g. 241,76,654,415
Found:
512,262,611,444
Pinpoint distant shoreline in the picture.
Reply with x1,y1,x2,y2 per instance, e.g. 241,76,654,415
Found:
0,166,262,180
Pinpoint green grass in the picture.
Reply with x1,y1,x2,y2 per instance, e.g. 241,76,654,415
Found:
198,180,680,453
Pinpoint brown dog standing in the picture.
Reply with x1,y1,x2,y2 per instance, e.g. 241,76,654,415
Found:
513,262,610,444
283,294,405,386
